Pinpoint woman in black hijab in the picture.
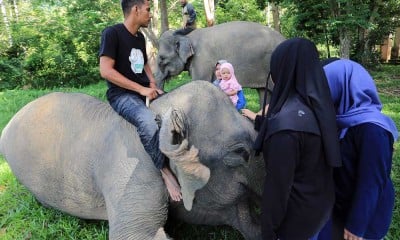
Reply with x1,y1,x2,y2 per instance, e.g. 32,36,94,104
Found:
254,38,342,239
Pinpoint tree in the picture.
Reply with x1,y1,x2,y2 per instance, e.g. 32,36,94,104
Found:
0,0,12,46
269,1,280,32
160,0,169,33
216,0,265,24
204,0,215,26
277,0,400,65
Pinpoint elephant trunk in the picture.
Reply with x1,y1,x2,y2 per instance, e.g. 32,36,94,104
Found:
154,69,167,90
245,153,265,201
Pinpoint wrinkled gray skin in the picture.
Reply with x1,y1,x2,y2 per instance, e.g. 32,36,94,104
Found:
0,81,264,240
155,21,285,105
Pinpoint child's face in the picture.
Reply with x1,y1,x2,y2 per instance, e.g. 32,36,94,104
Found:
215,64,222,79
220,67,231,81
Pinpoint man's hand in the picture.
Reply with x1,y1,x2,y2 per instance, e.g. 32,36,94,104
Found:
140,86,164,101
149,81,158,89
140,87,159,100
344,229,363,240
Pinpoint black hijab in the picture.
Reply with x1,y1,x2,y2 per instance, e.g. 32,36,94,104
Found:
255,38,341,167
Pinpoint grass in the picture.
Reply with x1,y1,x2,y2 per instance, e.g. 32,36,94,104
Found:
0,65,399,239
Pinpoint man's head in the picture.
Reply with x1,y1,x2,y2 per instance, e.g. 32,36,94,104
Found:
180,0,188,7
121,0,152,27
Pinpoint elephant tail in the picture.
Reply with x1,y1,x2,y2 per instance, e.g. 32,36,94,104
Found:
153,227,172,240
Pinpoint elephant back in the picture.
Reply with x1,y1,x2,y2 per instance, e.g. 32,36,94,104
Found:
0,92,159,220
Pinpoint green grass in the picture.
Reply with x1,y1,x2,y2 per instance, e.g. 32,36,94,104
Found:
0,66,399,239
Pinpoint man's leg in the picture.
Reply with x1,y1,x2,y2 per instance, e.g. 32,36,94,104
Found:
173,27,195,36
109,93,182,201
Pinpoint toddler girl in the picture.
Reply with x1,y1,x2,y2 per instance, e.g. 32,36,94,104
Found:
219,62,242,106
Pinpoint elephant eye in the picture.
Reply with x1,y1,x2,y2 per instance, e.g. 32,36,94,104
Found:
233,147,250,162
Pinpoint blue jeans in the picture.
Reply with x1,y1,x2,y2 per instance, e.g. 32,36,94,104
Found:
109,93,165,169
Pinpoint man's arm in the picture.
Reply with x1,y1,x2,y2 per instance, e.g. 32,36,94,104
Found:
144,63,159,90
100,56,158,100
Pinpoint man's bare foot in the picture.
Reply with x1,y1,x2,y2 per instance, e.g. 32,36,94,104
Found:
161,167,182,202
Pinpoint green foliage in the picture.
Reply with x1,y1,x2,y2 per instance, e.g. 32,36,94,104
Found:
216,0,265,24
279,0,400,64
0,0,119,90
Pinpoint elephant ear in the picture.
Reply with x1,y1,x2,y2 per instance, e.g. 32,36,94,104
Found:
176,36,194,64
159,108,210,211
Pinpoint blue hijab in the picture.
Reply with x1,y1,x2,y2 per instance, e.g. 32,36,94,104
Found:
323,59,398,141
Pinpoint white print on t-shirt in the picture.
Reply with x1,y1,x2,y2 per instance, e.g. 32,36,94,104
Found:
129,48,144,74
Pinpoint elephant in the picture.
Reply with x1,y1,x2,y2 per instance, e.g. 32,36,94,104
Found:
155,21,285,105
0,81,265,240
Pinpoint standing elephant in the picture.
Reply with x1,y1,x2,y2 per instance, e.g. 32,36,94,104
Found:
0,81,264,240
155,21,285,105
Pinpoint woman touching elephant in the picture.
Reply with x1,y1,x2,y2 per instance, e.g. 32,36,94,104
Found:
254,38,341,239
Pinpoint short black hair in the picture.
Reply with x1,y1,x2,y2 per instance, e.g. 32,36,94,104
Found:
121,0,145,17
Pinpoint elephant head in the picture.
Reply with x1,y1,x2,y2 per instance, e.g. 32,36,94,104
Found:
152,81,265,239
155,30,194,88
159,108,210,210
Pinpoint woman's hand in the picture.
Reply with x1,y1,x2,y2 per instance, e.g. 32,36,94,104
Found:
344,228,363,240
241,109,257,121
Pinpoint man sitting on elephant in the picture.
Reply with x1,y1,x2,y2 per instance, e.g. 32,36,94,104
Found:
99,0,182,201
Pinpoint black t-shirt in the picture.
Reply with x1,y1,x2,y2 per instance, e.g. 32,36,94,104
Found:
99,23,149,101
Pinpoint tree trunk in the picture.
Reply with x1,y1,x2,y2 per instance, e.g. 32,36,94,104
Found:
325,29,331,58
152,0,160,37
204,0,215,26
12,0,18,21
143,0,161,73
270,2,280,32
160,0,169,34
339,28,351,59
393,27,400,59
0,0,12,46
364,0,381,64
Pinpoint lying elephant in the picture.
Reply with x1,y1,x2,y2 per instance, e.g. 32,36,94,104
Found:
155,21,285,105
0,81,264,240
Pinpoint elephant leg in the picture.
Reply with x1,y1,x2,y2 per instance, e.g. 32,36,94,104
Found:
104,172,170,240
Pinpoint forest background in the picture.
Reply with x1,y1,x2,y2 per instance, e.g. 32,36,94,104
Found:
1,0,400,239
0,0,400,90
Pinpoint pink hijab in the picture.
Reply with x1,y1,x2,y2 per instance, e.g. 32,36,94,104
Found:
219,62,242,90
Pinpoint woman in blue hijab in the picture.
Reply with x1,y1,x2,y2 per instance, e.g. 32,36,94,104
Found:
320,59,398,240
